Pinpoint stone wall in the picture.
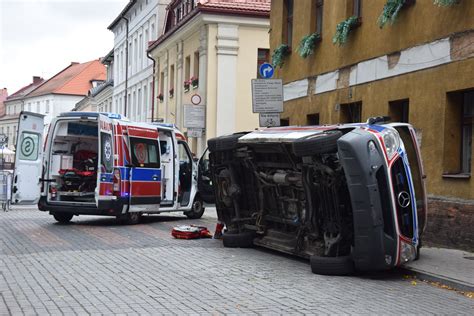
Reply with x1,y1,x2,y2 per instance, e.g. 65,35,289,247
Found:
423,197,474,252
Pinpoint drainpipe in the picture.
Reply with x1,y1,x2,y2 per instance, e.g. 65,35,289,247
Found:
147,52,156,122
121,16,129,117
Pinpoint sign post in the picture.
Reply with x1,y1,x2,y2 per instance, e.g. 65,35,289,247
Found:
184,104,205,138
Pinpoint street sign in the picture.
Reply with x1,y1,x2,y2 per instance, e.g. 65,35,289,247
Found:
187,128,203,138
0,134,7,145
183,104,206,128
251,79,283,113
259,113,280,127
191,94,201,105
259,63,274,79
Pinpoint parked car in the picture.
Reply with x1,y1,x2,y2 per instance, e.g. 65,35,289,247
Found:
12,111,205,224
201,118,427,275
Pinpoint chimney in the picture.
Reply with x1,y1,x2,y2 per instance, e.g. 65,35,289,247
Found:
33,76,42,84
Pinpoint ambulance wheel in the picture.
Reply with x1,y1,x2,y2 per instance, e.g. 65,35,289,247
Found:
53,212,73,224
119,212,141,225
185,196,205,219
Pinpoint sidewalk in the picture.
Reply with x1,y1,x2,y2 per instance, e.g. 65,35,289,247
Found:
403,247,474,292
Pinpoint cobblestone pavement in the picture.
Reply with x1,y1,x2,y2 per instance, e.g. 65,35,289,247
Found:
1,208,473,315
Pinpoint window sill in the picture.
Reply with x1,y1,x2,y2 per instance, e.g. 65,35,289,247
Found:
442,173,471,179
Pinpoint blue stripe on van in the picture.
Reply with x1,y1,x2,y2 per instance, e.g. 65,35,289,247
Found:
131,169,161,181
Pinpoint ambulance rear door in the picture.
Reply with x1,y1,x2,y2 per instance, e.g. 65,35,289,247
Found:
96,114,115,208
12,112,45,205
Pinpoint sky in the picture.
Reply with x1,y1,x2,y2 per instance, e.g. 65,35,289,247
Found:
0,0,129,94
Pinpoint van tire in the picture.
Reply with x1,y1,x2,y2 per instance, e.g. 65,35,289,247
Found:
53,213,73,224
222,231,256,248
185,196,205,219
310,255,355,276
208,132,248,152
118,212,141,225
292,130,343,157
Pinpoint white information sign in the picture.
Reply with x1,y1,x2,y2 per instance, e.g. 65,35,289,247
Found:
184,105,205,128
259,113,281,127
187,128,203,138
251,79,283,113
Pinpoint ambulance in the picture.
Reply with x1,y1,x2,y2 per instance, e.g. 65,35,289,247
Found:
12,111,213,224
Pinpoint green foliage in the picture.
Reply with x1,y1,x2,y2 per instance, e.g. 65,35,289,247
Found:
271,44,290,68
378,0,406,29
433,0,460,6
332,16,359,46
297,33,321,58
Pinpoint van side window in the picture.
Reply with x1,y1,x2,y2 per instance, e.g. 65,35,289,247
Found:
100,132,114,173
130,137,160,168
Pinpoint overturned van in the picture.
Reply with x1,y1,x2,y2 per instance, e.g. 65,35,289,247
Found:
203,119,427,275
12,111,206,224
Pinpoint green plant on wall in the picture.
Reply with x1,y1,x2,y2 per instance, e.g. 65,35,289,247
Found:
297,33,321,58
333,16,359,46
378,0,407,28
272,44,290,68
433,0,460,6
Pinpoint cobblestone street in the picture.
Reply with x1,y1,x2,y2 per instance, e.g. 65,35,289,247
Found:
1,208,473,315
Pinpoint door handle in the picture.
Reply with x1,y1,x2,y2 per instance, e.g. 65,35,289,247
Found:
152,175,159,181
101,177,106,181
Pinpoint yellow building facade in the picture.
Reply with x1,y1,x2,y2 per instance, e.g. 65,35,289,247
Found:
270,0,474,249
148,0,270,155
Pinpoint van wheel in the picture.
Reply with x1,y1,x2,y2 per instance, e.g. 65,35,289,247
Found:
310,255,355,276
118,212,141,225
185,197,205,219
53,213,73,224
292,130,343,157
222,231,256,248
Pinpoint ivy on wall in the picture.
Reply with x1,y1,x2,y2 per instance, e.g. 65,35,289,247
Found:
333,16,359,46
297,33,321,58
378,0,409,28
272,44,291,68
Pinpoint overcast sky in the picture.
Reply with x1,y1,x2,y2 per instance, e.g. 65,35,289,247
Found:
0,0,129,94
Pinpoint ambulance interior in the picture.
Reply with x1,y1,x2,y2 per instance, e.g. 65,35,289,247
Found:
48,120,99,203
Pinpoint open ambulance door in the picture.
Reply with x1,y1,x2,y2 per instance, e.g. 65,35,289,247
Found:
126,126,162,208
96,114,115,208
12,112,45,205
197,148,215,204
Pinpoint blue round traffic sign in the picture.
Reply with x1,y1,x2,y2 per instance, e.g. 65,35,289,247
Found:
259,63,274,79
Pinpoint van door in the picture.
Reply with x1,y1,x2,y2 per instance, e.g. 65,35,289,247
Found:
96,114,114,208
12,112,45,205
127,126,161,206
197,148,215,204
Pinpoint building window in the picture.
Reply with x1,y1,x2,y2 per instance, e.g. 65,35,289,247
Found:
45,100,50,113
139,34,143,68
160,71,165,95
36,101,40,113
284,0,294,47
280,118,290,126
193,51,199,81
307,113,320,126
170,64,175,96
462,92,473,174
340,102,362,123
444,90,474,176
315,0,324,36
257,48,270,78
185,56,191,83
137,88,142,121
389,99,409,123
353,0,362,18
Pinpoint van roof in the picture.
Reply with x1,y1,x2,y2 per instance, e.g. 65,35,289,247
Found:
59,112,127,120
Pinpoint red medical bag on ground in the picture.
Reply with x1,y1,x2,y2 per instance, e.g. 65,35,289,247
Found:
171,225,212,239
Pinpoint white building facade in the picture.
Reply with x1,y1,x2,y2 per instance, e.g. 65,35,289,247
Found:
108,0,170,122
